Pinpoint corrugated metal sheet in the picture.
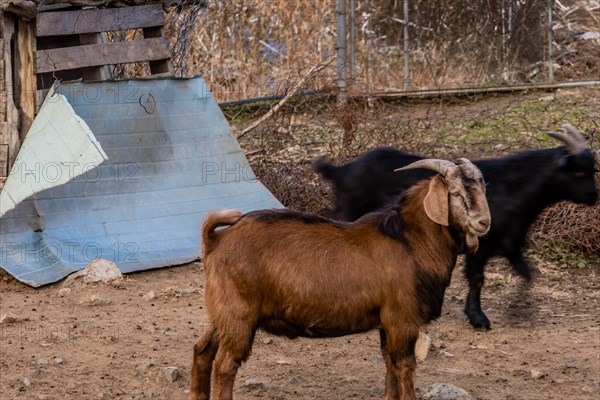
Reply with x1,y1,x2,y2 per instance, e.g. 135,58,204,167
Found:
0,78,283,287
0,86,108,217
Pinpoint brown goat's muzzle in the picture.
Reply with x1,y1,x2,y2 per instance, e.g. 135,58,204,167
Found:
466,213,491,253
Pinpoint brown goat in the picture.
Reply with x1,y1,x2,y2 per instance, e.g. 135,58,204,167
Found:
190,158,491,400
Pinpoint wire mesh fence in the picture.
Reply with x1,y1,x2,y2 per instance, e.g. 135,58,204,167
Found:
155,0,600,103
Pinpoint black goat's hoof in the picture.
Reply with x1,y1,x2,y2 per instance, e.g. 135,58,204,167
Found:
466,312,491,331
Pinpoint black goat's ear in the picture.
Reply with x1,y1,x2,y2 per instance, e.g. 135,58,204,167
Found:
423,175,449,226
558,156,568,167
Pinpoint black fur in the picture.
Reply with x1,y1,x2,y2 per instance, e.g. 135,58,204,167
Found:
260,318,373,339
415,265,454,323
245,208,347,227
314,146,598,330
359,194,408,243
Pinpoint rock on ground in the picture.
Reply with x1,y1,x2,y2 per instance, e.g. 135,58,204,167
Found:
163,366,180,382
415,333,432,362
0,313,22,325
422,383,471,400
244,378,264,389
64,259,123,285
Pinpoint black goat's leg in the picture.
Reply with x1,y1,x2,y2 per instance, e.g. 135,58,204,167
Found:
464,253,492,330
379,329,400,400
506,251,532,280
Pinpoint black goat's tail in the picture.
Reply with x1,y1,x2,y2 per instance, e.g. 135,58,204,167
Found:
313,156,339,182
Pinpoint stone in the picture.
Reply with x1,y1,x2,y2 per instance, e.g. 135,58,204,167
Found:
415,333,432,362
143,291,156,301
439,350,454,358
163,366,180,382
0,313,22,325
53,357,64,364
262,337,274,345
23,377,32,387
136,361,154,374
57,288,71,297
64,259,122,285
244,378,264,389
530,369,545,380
177,288,201,294
422,383,471,400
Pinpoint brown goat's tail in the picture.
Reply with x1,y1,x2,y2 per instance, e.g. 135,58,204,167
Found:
202,209,243,257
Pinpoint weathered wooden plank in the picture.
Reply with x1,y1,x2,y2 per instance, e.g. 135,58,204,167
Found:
0,94,6,122
3,0,205,19
0,121,7,144
79,32,113,81
35,37,170,73
0,138,8,179
37,4,165,37
34,89,49,115
143,26,172,75
16,19,36,138
2,12,22,172
0,61,4,92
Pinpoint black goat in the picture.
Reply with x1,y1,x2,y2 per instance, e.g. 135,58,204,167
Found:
314,124,598,330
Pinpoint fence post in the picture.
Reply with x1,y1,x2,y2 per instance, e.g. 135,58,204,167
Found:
350,0,356,81
336,0,347,104
403,0,410,90
547,0,554,82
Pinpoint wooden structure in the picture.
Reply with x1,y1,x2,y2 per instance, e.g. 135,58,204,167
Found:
0,0,197,188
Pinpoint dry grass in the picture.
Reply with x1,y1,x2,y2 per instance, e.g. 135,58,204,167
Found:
157,0,598,102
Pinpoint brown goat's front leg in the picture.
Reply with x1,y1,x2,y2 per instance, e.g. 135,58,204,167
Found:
380,329,400,400
190,325,219,400
384,326,418,400
397,353,417,399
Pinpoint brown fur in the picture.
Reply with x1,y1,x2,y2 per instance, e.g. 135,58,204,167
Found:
191,165,490,400
201,209,242,257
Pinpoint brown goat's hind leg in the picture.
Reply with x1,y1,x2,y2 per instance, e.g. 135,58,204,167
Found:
212,325,256,400
190,325,219,400
380,329,400,400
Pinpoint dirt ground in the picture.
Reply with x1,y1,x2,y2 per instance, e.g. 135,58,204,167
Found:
0,256,598,400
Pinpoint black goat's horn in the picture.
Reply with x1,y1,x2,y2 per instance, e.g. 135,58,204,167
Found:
395,159,458,177
562,123,588,143
547,128,586,155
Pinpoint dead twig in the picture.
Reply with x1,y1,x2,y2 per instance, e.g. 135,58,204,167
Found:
237,55,335,139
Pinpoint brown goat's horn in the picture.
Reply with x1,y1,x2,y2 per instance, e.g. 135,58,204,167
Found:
454,158,481,178
395,159,458,177
455,158,476,167
547,128,586,155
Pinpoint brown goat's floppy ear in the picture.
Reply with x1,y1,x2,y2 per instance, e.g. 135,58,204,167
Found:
423,175,449,226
